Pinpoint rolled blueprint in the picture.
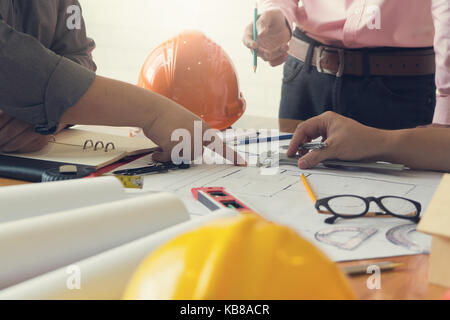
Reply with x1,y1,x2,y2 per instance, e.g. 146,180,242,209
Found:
0,210,235,300
0,177,126,224
0,192,189,290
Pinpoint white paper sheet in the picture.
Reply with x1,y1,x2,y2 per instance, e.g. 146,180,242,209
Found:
0,193,189,290
0,210,235,300
0,177,126,224
112,147,443,262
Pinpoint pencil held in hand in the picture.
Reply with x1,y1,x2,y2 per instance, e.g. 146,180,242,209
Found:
253,4,258,73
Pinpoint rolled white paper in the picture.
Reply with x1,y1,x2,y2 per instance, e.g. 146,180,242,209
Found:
0,210,235,300
0,177,126,224
0,192,189,290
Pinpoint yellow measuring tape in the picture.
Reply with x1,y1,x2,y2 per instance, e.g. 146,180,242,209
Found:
114,175,144,189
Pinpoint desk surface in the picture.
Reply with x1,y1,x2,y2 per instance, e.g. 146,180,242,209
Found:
0,115,447,300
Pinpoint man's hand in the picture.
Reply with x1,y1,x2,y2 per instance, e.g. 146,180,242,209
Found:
243,9,292,67
0,111,49,153
142,104,246,166
60,76,246,167
287,112,388,169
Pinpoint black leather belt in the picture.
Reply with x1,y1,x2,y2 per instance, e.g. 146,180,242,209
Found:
289,32,436,77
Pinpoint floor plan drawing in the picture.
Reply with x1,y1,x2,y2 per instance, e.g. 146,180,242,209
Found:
114,152,443,262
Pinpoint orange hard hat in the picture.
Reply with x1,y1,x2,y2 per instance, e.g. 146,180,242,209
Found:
138,30,246,130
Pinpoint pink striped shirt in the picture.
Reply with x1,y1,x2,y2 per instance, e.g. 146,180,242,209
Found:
258,0,450,125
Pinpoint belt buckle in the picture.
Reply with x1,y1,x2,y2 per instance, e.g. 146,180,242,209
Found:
316,46,345,77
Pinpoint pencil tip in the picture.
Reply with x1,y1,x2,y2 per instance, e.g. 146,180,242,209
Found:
253,66,257,73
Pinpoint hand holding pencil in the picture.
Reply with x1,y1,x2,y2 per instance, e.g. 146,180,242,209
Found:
242,8,292,68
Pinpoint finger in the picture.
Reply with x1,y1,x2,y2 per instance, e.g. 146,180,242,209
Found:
245,39,258,50
202,134,247,166
151,150,172,163
257,25,268,38
0,119,31,146
257,47,281,62
222,144,247,167
298,147,333,169
1,128,41,153
6,131,49,153
258,44,288,62
242,24,258,50
256,47,271,61
287,117,327,157
211,143,247,166
268,45,288,60
258,32,288,49
18,135,49,153
297,148,309,158
269,53,289,67
256,15,272,38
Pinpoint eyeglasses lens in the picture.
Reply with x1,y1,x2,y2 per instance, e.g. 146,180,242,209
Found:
327,196,367,216
380,197,418,217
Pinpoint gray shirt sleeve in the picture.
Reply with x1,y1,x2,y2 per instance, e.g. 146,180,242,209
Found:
51,0,97,72
0,1,96,135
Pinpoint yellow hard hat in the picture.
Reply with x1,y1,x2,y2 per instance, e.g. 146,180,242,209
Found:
123,214,355,300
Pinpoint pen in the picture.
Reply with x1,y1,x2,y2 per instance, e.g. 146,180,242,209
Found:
236,134,293,146
253,3,258,73
113,162,190,176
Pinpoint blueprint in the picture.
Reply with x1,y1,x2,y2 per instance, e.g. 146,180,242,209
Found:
113,142,443,262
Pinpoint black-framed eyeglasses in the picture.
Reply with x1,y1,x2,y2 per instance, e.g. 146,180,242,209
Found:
315,195,422,225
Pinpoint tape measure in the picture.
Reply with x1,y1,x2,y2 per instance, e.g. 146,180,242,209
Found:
114,175,144,189
191,187,254,213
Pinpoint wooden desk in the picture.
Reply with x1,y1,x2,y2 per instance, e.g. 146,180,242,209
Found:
0,177,29,187
0,115,447,300
234,115,448,300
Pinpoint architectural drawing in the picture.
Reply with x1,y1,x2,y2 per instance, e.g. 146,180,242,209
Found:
386,224,429,253
114,152,443,261
315,227,378,250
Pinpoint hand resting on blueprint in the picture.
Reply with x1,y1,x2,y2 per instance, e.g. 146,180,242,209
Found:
0,110,49,153
288,111,450,172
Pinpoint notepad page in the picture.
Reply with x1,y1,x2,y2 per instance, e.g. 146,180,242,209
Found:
5,127,158,169
55,128,157,155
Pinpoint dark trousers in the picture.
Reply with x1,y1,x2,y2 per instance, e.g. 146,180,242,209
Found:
280,31,437,130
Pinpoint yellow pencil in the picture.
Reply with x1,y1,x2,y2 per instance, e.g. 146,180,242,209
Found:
301,174,317,203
